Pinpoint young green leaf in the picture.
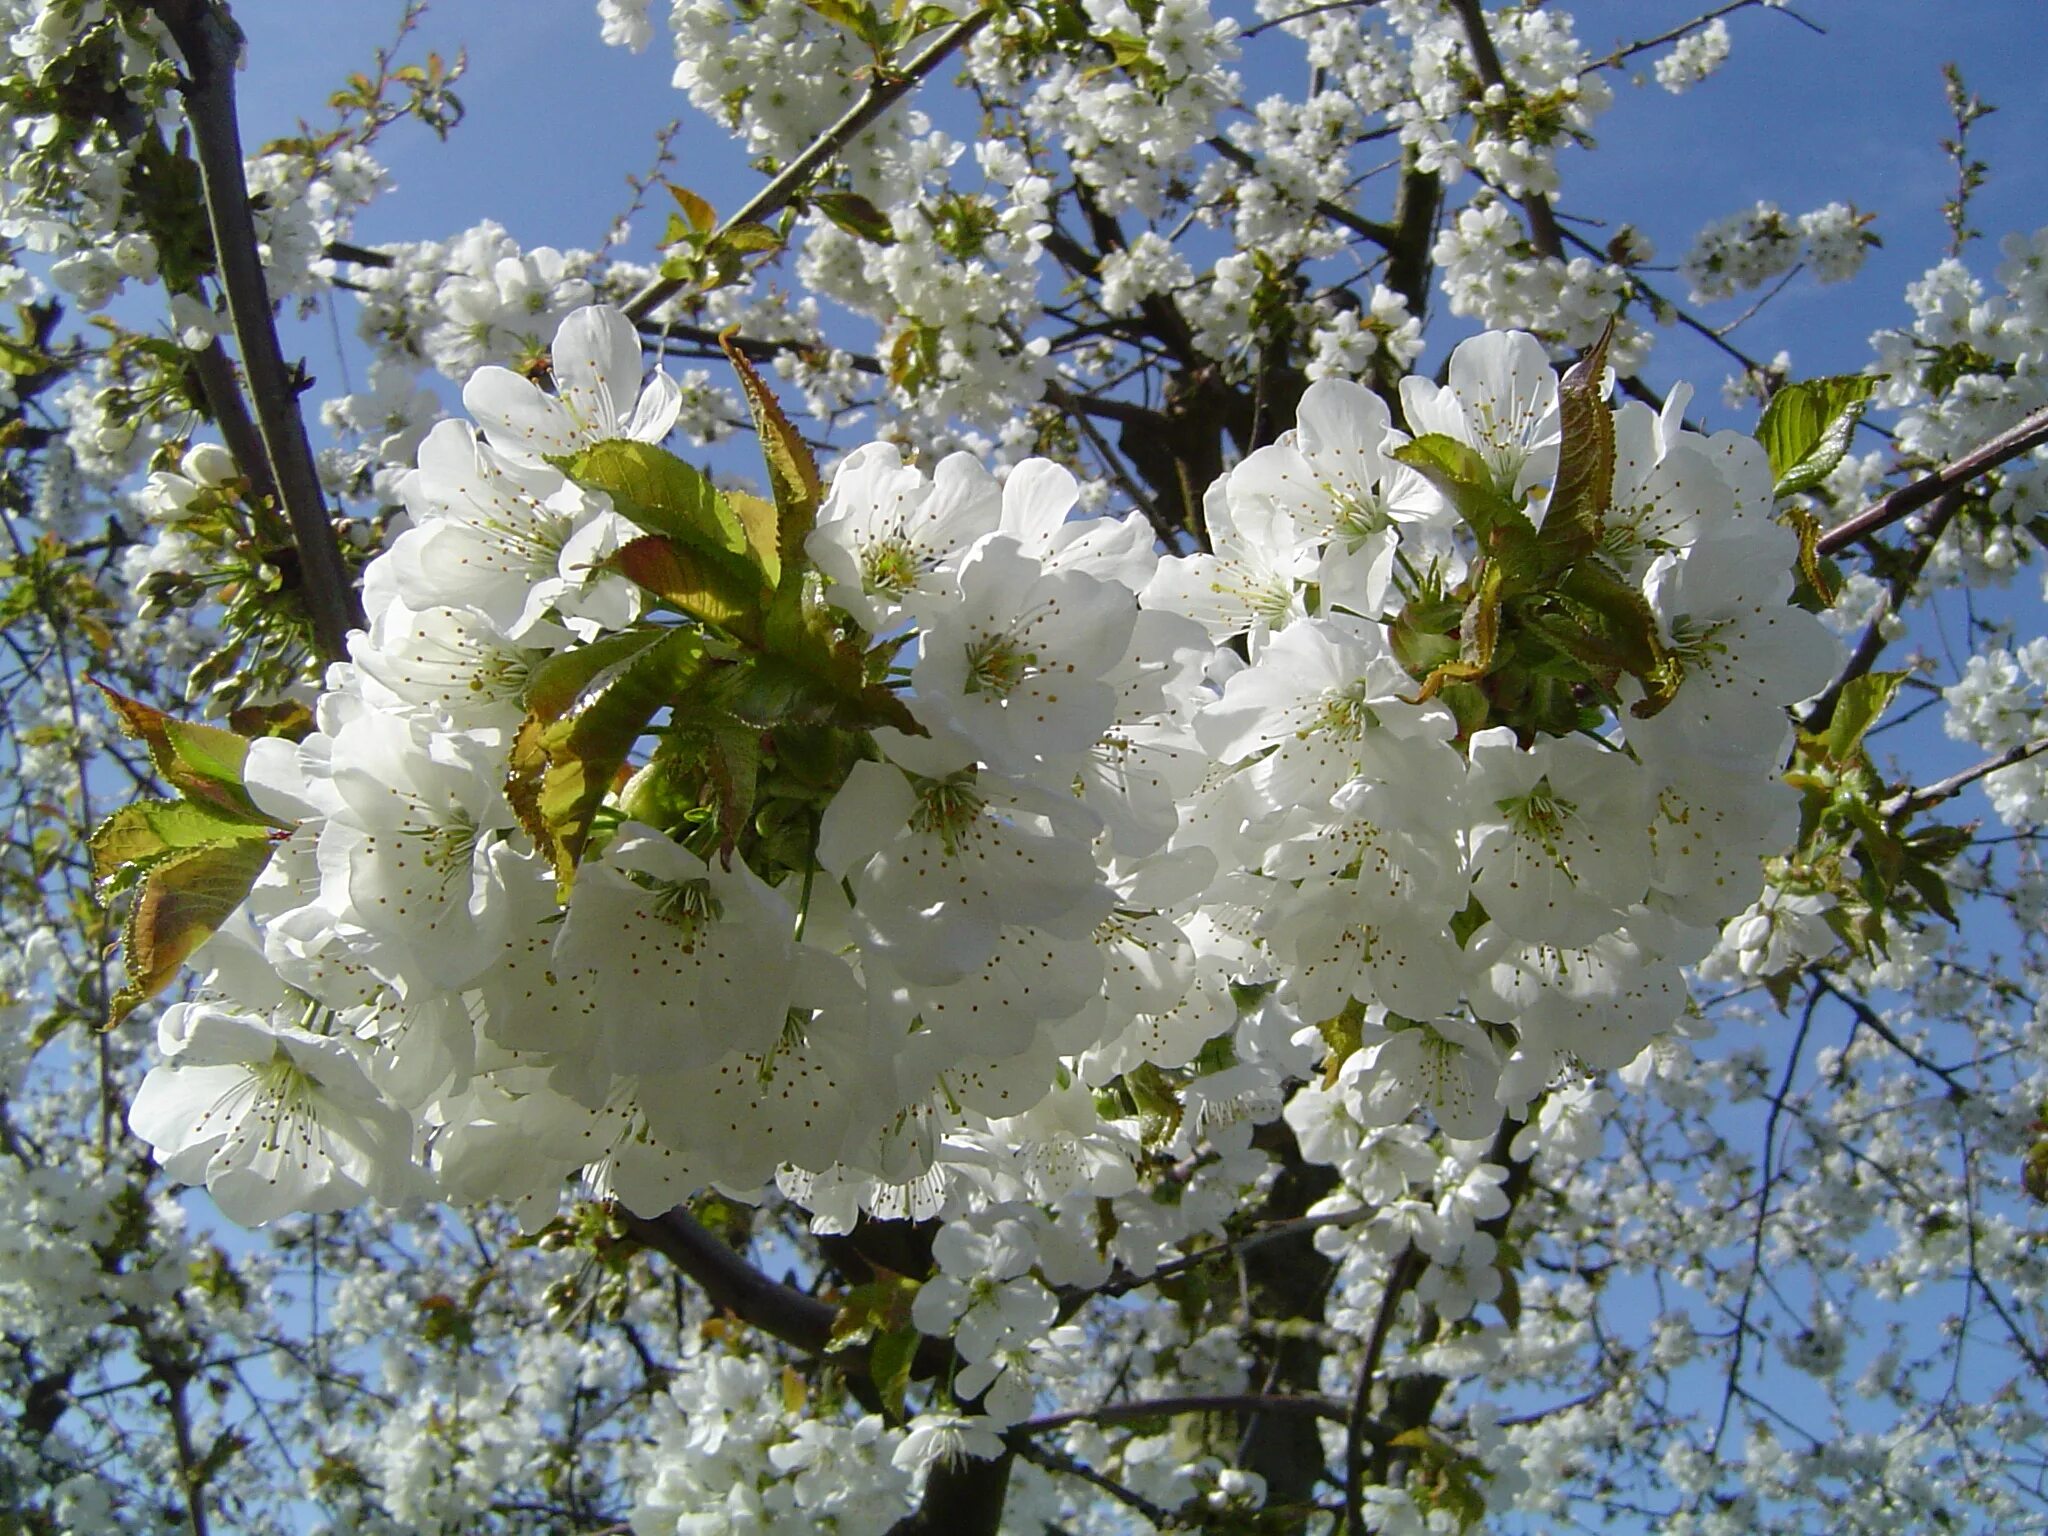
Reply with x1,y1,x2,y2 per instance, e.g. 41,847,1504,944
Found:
813,190,897,245
90,798,274,887
605,536,768,648
92,681,274,825
110,838,278,1025
562,440,762,572
1392,435,1532,544
1757,375,1879,498
1541,315,1617,565
518,628,710,883
720,336,822,587
1818,670,1905,764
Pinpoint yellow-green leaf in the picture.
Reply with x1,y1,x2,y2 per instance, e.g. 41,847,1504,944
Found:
111,838,277,1025
606,536,767,647
1758,374,1879,498
563,440,756,565
522,628,710,883
665,181,716,236
91,798,273,885
720,336,821,587
93,681,272,824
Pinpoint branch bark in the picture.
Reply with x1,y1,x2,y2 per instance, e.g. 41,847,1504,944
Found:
146,0,364,661
1449,0,1563,260
1817,403,2048,557
619,1205,954,1381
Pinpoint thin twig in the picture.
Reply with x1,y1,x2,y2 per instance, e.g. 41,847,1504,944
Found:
1206,136,1397,247
1710,985,1821,1455
1345,1245,1418,1536
1884,736,2048,820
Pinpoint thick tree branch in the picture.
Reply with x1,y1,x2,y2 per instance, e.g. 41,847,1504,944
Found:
146,0,364,661
886,1447,1015,1536
186,337,278,507
1021,1392,1350,1437
622,8,991,324
620,1205,954,1380
1449,0,1563,260
1817,403,2048,557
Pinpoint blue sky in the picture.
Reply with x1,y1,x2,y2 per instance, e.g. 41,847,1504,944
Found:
230,0,2048,411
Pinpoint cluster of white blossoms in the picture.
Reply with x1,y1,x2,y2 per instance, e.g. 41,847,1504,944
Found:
1681,199,1876,304
123,304,1838,1232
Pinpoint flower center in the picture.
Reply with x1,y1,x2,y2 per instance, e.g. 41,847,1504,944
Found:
1498,775,1576,858
861,538,919,599
963,632,1036,697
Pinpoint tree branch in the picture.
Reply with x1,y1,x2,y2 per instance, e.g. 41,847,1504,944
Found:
887,1446,1015,1536
1345,1244,1418,1536
1883,735,2048,820
620,1205,954,1381
1020,1392,1351,1437
1799,488,1967,734
1206,136,1397,248
1448,0,1564,259
622,8,992,324
1817,403,2048,557
147,0,364,661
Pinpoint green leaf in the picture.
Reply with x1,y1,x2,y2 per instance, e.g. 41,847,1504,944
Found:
714,220,785,256
665,181,716,237
562,440,770,576
1757,375,1879,498
92,682,274,824
1392,434,1532,544
521,627,669,722
90,798,272,885
724,490,784,586
826,1271,920,1352
605,536,767,647
1548,560,1668,683
720,338,822,588
802,0,883,44
1124,1061,1184,1148
1541,316,1616,566
1820,671,1905,764
870,1326,919,1421
813,190,897,245
513,629,710,883
0,334,55,376
111,838,276,1025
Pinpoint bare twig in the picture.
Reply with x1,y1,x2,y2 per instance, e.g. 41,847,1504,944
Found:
1884,736,2048,820
1345,1245,1418,1536
147,0,365,661
1206,136,1397,248
1711,987,1821,1454
1240,0,1387,41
